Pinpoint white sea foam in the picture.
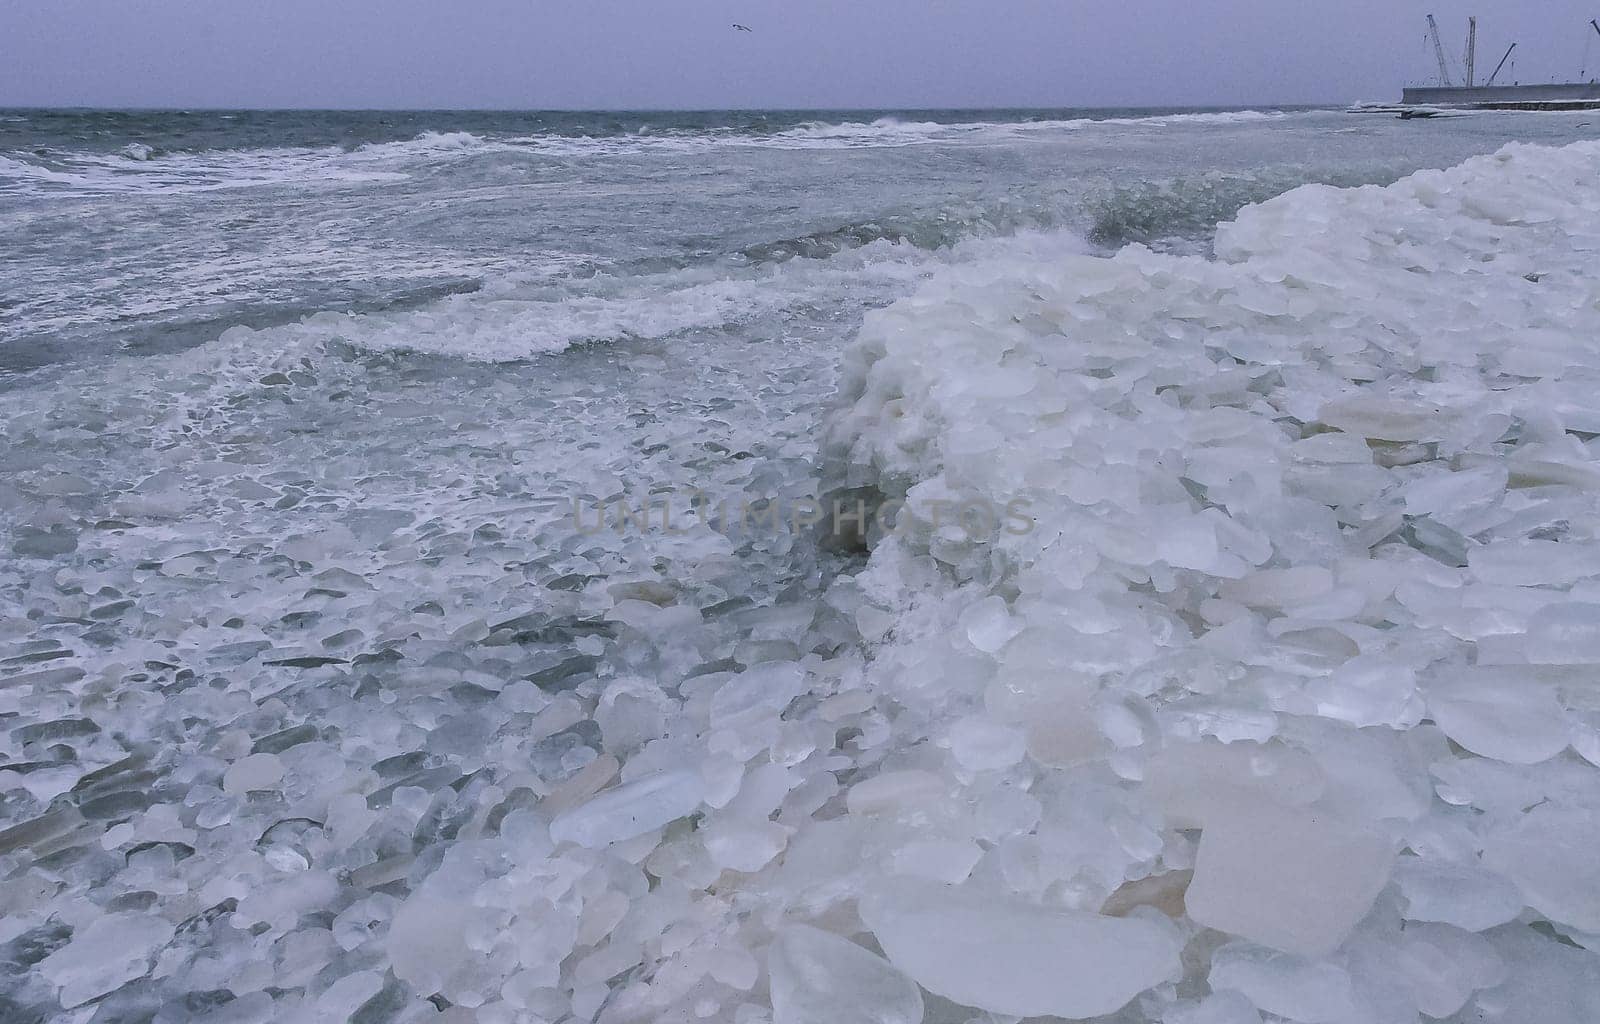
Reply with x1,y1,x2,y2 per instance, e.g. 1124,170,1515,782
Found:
0,111,1305,197
820,139,1600,1021
202,237,938,363
0,146,411,197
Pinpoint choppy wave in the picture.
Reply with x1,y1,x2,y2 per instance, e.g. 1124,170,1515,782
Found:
173,228,1089,366
820,139,1600,1020
10,158,1386,379
0,147,410,197
245,240,935,363
1,110,1307,197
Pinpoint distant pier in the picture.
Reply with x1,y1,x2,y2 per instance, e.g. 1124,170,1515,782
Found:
1400,83,1600,111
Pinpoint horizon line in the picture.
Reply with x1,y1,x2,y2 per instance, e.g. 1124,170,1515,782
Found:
0,102,1342,115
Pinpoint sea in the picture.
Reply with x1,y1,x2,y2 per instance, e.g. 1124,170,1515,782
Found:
3,107,1599,1022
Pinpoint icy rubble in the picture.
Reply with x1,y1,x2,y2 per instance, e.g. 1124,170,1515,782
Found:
2,139,1599,1024
818,141,1600,1021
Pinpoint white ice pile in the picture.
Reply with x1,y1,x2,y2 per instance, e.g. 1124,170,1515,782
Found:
816,140,1600,1021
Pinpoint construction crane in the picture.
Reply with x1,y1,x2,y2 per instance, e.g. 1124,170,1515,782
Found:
1426,15,1455,87
1485,43,1517,86
1464,16,1478,87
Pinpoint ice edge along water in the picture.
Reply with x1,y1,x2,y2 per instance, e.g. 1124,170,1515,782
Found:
5,139,1600,1023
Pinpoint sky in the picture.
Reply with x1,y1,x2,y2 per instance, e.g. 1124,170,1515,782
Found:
3,1,1599,110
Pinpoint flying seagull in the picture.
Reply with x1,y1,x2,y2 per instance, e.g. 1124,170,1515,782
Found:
733,23,752,32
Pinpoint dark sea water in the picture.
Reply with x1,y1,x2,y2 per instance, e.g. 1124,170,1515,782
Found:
2,106,1598,1022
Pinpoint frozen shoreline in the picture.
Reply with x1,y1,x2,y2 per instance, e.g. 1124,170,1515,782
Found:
5,121,1600,1022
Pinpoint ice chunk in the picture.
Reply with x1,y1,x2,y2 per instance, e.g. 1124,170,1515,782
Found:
890,838,983,884
1525,603,1600,664
1219,567,1335,610
1318,395,1450,442
389,894,488,1000
768,924,923,1024
1402,465,1508,516
1482,803,1600,932
1186,804,1395,957
1392,857,1523,931
311,970,386,1021
984,652,1104,767
223,752,285,795
1393,922,1506,1018
1426,667,1568,765
846,770,946,816
1473,926,1600,1024
1144,740,1323,830
946,716,1025,772
702,819,790,872
1209,942,1360,1023
548,769,705,848
861,881,1181,1018
1305,655,1423,730
1468,540,1600,587
711,661,810,727
40,912,175,1008
959,596,1018,653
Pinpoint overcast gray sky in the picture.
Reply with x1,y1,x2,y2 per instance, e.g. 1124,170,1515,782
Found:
4,1,1599,110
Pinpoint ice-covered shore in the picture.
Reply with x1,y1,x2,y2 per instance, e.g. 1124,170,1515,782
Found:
819,140,1600,1021
6,139,1600,1024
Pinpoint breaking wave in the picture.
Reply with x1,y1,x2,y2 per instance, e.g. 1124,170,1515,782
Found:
1,110,1307,197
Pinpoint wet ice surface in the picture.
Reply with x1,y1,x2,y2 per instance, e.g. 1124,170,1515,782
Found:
4,112,1600,1023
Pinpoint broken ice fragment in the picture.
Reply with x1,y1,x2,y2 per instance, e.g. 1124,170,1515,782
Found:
39,912,175,1009
710,661,810,728
1219,567,1335,610
222,752,285,795
1144,739,1323,830
1186,804,1395,957
861,881,1181,1018
984,658,1104,767
768,924,923,1024
1526,603,1600,664
1426,667,1569,765
1392,922,1506,1018
702,819,790,872
1392,857,1523,932
946,716,1025,772
548,769,705,848
1209,942,1361,1023
1318,395,1450,442
1468,540,1600,587
1482,803,1600,933
388,894,489,1000
845,770,946,816
890,838,983,884
959,596,1018,653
